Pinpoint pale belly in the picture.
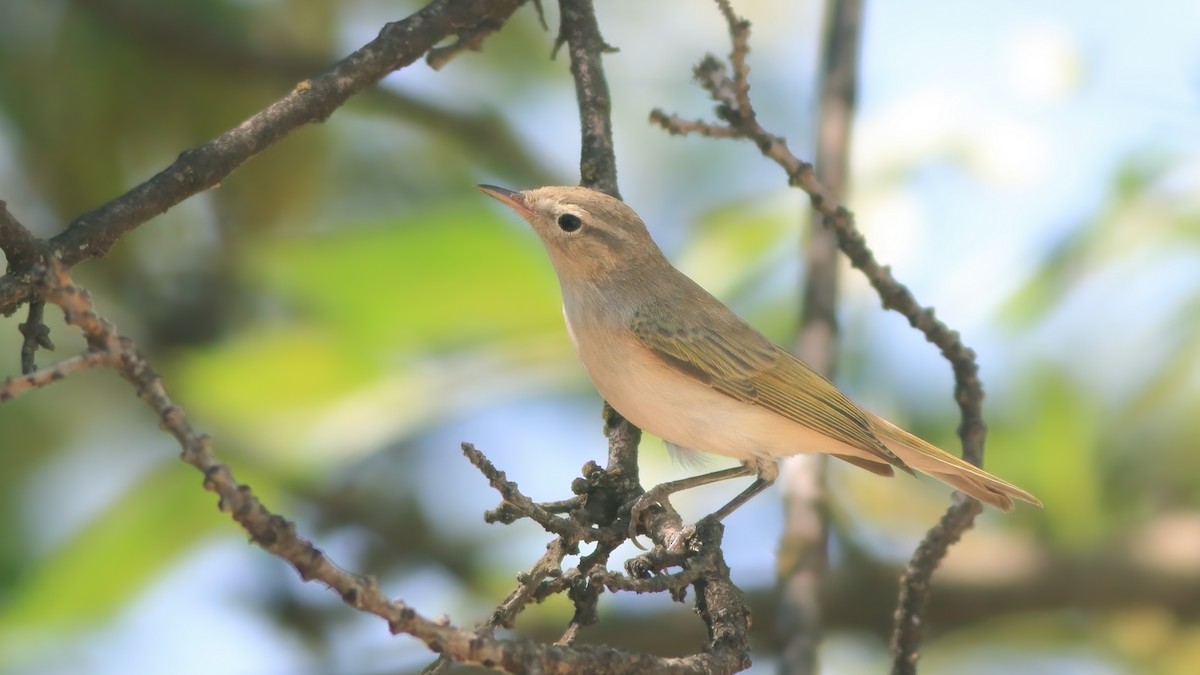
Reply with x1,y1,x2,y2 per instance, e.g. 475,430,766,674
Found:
565,310,863,461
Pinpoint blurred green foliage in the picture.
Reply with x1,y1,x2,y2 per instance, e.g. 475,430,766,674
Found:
0,1,1198,674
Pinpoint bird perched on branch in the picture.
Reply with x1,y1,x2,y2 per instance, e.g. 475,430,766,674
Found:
480,184,1041,531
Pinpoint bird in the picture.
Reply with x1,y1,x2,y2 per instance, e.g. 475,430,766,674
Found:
478,184,1041,530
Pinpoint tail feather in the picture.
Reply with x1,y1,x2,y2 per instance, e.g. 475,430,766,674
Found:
866,413,1042,511
832,453,896,477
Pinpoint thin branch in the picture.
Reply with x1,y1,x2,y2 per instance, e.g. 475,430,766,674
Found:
554,1,652,537
653,1,995,670
591,565,703,599
427,19,509,70
0,350,113,401
554,0,674,558
557,0,620,198
0,200,40,271
0,0,529,317
423,534,575,675
889,499,982,673
651,114,739,139
495,539,576,630
459,433,750,672
19,300,54,374
464,442,595,541
714,0,751,112
1,202,54,372
460,439,621,657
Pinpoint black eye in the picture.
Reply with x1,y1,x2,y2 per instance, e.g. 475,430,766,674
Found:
557,213,582,232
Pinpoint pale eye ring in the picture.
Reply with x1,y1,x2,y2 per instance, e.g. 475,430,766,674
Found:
557,213,582,232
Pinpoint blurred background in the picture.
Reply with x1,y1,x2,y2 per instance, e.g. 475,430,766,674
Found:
1,0,1199,673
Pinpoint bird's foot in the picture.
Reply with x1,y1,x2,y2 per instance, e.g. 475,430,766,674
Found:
627,484,678,549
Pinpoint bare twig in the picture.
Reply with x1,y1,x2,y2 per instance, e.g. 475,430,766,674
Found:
495,539,576,630
427,16,511,70
453,440,751,672
0,0,529,317
652,116,738,139
557,0,620,198
554,1,651,536
459,439,618,658
890,499,982,673
677,518,753,672
0,349,113,401
801,0,862,370
0,201,40,272
590,565,704,598
652,1,995,671
423,531,576,674
557,0,647,599
19,300,54,374
454,399,751,672
464,441,595,541
1,202,53,372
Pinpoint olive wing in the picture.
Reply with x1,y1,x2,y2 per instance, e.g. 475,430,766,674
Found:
631,305,907,470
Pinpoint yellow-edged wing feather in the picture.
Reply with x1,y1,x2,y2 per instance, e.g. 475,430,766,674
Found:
630,303,911,473
629,300,1042,511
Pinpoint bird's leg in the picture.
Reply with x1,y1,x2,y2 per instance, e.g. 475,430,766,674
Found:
630,460,777,541
707,458,779,522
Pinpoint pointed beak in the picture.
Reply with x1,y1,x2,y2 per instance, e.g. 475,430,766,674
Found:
477,184,535,220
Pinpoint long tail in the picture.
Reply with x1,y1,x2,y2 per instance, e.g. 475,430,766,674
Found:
866,413,1042,511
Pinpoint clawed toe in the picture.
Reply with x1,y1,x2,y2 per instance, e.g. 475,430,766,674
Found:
626,488,732,550
627,487,670,547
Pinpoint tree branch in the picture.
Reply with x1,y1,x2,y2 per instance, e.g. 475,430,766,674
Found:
0,200,40,272
18,301,54,374
0,0,529,317
1,202,54,371
464,441,594,542
651,1,996,670
557,0,620,198
6,261,751,674
73,0,555,187
0,349,113,401
522,540,1200,652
